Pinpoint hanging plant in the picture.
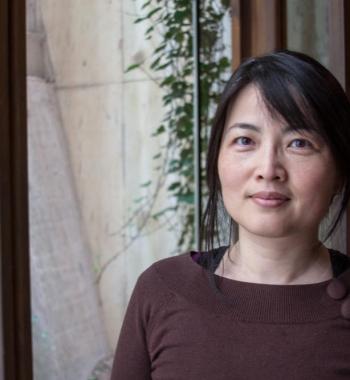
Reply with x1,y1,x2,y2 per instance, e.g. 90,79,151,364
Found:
96,0,230,282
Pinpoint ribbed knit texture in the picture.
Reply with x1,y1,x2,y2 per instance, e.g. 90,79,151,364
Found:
111,249,350,380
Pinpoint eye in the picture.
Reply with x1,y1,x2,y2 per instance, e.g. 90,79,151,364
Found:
289,138,313,149
234,136,254,146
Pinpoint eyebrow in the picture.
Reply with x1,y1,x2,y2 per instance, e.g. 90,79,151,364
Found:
226,122,306,135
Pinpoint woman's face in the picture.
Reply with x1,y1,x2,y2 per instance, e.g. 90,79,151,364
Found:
218,84,340,239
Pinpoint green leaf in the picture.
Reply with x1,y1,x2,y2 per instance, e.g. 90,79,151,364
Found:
151,125,165,136
150,56,162,69
174,10,187,23
147,7,162,18
140,180,151,187
160,75,175,86
141,0,152,9
219,56,230,69
177,193,194,204
152,206,176,219
125,63,141,73
153,44,167,54
174,32,184,43
167,182,181,191
155,61,171,71
145,25,154,34
220,0,231,9
134,17,146,24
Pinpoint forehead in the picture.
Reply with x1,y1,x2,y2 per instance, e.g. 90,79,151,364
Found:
225,83,321,137
225,84,282,128
231,84,262,108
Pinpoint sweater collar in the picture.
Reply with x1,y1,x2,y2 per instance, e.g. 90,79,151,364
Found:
154,250,345,323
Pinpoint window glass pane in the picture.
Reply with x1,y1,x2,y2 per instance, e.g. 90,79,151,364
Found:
286,0,329,67
26,0,172,378
27,0,231,378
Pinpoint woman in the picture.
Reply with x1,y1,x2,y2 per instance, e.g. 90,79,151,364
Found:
111,50,350,379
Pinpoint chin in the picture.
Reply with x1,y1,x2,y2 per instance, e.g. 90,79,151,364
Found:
239,221,293,238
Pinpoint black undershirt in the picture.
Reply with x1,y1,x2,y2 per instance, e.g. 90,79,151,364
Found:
197,246,350,278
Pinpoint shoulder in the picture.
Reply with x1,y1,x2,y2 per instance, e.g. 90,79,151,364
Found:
139,252,191,282
137,252,194,292
138,247,227,287
127,252,202,323
134,251,212,305
133,249,230,315
133,252,194,300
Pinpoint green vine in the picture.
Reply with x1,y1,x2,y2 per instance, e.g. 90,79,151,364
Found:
96,0,231,282
129,0,231,250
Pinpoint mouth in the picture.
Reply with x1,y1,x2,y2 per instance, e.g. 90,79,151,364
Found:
249,192,290,207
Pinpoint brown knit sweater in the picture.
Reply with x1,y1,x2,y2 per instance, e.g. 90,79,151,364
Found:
111,248,350,380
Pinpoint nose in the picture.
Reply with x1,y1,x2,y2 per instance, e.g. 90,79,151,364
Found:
255,146,287,182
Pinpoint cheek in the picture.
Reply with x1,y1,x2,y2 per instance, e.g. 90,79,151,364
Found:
293,164,335,205
218,153,247,189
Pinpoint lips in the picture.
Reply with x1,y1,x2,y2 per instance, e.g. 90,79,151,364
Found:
250,192,290,208
251,191,290,200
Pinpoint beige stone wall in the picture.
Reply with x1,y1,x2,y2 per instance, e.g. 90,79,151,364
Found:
28,76,111,380
39,0,178,350
27,1,111,378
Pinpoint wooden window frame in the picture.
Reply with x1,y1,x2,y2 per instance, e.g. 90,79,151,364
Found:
0,0,32,379
230,0,285,70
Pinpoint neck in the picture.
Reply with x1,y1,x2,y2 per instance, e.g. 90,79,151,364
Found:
219,228,332,285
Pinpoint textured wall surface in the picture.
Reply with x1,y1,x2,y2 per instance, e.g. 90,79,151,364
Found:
27,1,110,379
28,77,110,380
28,3,179,378
38,0,179,350
27,1,347,379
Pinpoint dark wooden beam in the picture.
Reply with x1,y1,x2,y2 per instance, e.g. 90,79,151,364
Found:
230,0,285,71
230,0,242,71
0,0,33,378
329,0,346,85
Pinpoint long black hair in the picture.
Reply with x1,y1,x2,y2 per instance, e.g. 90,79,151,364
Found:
202,50,350,256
